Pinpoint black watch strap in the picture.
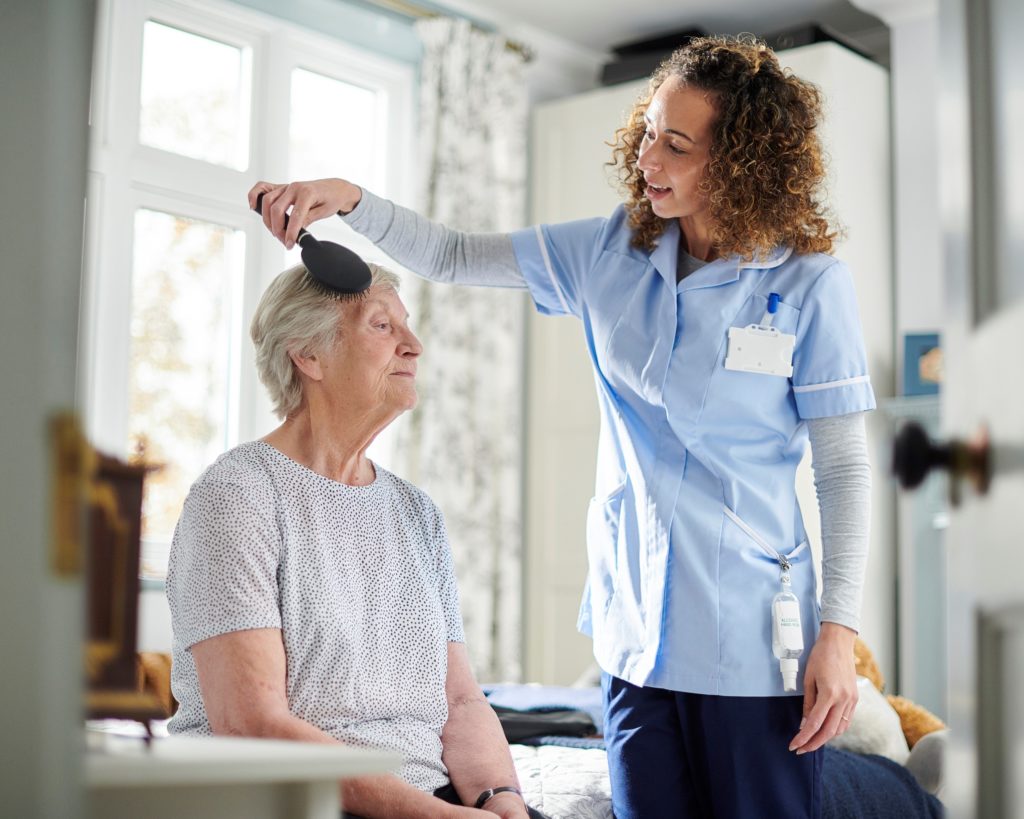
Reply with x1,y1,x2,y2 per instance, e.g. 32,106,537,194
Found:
473,785,522,809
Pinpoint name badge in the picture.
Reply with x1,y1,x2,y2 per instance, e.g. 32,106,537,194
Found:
724,324,795,377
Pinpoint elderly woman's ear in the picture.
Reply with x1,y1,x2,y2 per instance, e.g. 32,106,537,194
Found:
289,348,324,382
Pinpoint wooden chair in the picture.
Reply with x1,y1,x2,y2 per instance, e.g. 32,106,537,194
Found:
84,450,165,733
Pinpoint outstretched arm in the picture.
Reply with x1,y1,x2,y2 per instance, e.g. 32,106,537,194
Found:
247,178,527,289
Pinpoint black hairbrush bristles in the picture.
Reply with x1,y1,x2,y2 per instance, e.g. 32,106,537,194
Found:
255,193,373,302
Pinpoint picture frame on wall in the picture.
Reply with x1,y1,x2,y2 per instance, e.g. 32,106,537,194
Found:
903,333,942,396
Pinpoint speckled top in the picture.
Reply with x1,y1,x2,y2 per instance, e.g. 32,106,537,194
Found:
166,441,465,791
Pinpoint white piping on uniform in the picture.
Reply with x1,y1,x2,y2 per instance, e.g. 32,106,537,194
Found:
738,246,794,271
791,375,871,394
723,505,809,562
723,506,777,558
534,225,571,315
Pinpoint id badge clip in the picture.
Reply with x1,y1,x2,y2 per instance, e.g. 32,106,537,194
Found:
724,292,795,377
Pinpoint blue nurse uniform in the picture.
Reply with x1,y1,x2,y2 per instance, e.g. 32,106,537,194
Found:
510,206,875,817
511,206,874,696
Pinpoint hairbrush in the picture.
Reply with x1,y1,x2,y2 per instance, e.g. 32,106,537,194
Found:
255,192,372,301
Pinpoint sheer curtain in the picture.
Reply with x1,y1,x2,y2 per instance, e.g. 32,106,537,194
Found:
395,17,528,681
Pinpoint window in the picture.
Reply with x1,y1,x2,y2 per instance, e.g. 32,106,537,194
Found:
138,21,252,169
84,0,414,578
289,68,379,182
127,209,244,574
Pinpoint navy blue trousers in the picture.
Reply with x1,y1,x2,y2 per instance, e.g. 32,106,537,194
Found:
603,673,823,819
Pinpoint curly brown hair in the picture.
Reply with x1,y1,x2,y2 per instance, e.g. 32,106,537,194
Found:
610,35,838,259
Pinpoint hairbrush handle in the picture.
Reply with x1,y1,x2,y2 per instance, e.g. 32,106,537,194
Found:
254,192,311,243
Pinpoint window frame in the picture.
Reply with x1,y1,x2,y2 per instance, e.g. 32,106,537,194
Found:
83,0,415,575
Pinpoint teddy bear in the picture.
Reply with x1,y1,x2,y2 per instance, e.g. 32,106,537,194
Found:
826,637,948,796
852,637,946,749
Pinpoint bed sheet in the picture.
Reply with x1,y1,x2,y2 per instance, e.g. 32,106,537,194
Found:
510,743,943,819
511,744,613,819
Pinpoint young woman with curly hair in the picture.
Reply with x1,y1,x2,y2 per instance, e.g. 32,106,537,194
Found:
251,34,874,819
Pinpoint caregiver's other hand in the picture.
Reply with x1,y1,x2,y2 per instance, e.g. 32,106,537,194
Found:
789,622,858,755
247,178,362,249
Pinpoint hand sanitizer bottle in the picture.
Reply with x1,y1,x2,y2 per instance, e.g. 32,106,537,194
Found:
771,567,803,691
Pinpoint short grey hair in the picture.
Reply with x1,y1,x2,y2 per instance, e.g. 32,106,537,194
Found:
250,262,401,419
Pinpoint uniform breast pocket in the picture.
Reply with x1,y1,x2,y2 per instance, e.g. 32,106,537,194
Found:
705,295,801,428
724,294,800,371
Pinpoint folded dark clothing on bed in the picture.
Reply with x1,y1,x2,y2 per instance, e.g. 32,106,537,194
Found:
484,684,605,732
519,735,607,750
490,704,597,743
822,748,944,819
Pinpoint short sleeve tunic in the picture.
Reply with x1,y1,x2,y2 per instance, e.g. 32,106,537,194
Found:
166,441,465,791
510,208,876,696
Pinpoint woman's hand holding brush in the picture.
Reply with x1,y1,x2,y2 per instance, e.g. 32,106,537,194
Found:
248,178,363,250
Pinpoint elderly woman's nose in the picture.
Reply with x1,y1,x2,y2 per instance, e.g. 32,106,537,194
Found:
401,328,423,356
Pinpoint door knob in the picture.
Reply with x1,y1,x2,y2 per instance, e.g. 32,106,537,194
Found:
892,421,990,506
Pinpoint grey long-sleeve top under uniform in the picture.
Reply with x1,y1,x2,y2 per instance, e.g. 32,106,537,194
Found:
342,189,872,633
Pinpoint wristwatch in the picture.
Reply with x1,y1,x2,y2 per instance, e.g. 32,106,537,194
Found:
474,785,523,809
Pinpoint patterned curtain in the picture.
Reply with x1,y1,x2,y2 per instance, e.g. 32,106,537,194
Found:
396,17,528,681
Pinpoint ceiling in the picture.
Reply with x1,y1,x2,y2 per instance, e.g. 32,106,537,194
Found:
437,0,887,61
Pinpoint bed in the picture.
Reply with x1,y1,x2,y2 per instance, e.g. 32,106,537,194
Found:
134,653,944,818
486,684,945,819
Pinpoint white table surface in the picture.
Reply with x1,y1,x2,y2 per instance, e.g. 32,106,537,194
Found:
85,732,401,787
85,732,403,819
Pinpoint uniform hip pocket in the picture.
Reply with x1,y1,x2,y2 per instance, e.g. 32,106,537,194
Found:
717,504,817,685
586,481,626,614
723,505,808,565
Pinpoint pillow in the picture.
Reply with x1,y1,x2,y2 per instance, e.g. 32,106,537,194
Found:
904,728,949,797
828,676,910,764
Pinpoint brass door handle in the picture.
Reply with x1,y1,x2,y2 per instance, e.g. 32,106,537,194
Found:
50,412,93,576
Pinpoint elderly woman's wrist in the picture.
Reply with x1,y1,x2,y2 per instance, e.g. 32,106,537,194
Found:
471,784,522,808
480,790,528,816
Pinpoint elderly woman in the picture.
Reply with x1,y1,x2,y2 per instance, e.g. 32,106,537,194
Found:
250,35,876,819
166,263,544,819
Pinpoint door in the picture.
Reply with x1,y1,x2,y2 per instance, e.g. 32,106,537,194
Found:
0,2,95,817
939,0,1024,814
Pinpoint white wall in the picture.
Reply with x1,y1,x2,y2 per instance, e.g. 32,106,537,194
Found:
851,1,943,342
889,15,942,347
